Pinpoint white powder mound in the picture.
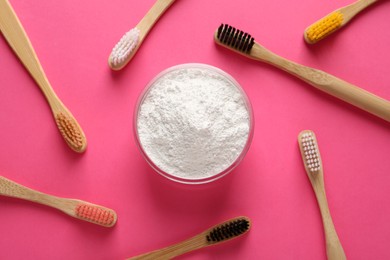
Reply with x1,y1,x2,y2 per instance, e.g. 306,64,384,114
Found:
137,65,251,180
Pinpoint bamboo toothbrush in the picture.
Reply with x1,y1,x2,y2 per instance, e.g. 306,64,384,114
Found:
298,130,346,260
0,0,87,153
0,176,117,227
127,216,251,259
108,0,177,70
214,24,390,123
304,0,378,44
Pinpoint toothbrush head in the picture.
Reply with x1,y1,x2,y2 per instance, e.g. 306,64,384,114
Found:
298,130,322,174
75,204,117,227
205,216,251,245
304,12,344,44
55,112,87,153
108,28,140,70
214,24,255,54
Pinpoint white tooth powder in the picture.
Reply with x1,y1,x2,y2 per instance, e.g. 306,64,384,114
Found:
136,64,252,183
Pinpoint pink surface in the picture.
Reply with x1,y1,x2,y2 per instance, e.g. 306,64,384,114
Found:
0,0,389,259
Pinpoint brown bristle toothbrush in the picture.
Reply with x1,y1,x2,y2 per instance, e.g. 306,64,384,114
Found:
214,24,390,123
0,176,117,227
127,216,251,259
304,0,378,44
298,130,346,260
0,0,87,153
108,0,177,70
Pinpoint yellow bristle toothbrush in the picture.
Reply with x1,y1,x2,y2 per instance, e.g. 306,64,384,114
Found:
0,0,87,153
214,24,390,123
127,216,251,259
108,0,177,70
298,130,346,260
0,176,117,227
304,0,378,44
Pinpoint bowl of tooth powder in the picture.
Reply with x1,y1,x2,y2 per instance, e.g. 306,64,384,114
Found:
134,63,254,184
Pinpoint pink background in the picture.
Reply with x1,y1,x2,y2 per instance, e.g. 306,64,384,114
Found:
0,0,389,259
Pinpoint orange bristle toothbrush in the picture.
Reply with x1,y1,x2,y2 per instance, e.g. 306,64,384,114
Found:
0,0,87,152
127,216,251,259
298,130,346,260
214,23,390,123
0,176,117,227
304,0,378,44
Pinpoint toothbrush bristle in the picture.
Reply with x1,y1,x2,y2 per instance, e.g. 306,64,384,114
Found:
305,12,344,43
55,113,85,152
216,24,255,53
109,28,140,68
300,131,321,173
75,204,117,227
206,217,251,244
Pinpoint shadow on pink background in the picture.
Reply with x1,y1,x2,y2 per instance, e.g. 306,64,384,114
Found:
0,0,389,259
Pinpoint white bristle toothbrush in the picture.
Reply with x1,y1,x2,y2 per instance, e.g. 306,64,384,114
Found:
127,216,251,259
214,24,390,123
0,176,117,227
0,0,87,153
298,130,346,260
108,0,177,70
304,0,378,44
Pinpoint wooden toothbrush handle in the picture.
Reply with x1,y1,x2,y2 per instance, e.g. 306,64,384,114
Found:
311,179,346,260
258,46,390,122
0,0,59,105
346,0,378,16
136,0,176,39
337,0,377,25
0,176,64,210
128,235,206,260
302,68,390,122
0,0,87,152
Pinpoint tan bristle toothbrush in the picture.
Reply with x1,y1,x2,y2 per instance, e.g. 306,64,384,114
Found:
127,216,251,259
298,130,346,260
214,24,390,123
108,0,177,70
304,0,378,44
0,0,87,153
0,176,117,227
